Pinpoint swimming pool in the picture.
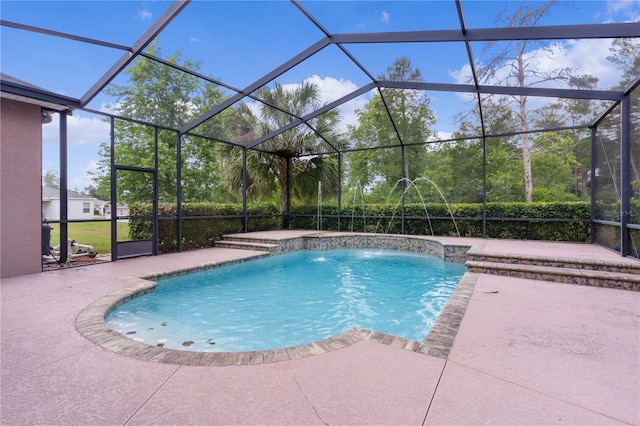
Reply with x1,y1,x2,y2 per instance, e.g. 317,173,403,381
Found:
106,249,466,352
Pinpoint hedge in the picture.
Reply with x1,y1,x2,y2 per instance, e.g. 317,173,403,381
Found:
130,201,593,252
129,202,279,253
294,201,591,241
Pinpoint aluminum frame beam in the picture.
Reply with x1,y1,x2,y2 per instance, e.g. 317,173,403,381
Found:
291,0,378,83
378,80,625,101
0,20,131,51
244,83,375,150
592,76,640,127
80,0,190,107
620,95,632,255
330,22,640,44
140,51,242,94
243,79,622,152
180,3,636,152
179,38,331,135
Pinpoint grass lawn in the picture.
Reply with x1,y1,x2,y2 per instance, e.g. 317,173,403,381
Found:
49,221,130,255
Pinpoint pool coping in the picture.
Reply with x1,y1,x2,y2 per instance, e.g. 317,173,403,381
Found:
76,237,480,366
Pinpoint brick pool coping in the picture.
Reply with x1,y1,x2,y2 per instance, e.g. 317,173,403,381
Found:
76,237,479,366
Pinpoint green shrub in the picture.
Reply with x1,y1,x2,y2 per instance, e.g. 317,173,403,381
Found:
130,201,592,251
130,202,278,252
292,201,591,241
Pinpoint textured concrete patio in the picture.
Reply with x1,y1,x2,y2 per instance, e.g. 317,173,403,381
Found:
1,233,639,425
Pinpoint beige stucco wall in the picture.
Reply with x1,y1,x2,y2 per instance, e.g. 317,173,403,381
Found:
1,99,42,277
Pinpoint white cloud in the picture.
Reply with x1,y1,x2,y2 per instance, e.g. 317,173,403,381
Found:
285,75,367,133
246,76,367,135
41,114,110,193
245,100,262,118
606,0,640,21
304,75,358,105
69,115,110,146
189,37,201,43
71,160,100,192
448,63,477,104
42,114,110,147
381,11,390,24
552,39,623,88
433,131,453,141
449,38,624,91
137,8,152,21
338,96,368,133
247,74,368,136
444,37,627,130
449,63,473,85
99,102,116,114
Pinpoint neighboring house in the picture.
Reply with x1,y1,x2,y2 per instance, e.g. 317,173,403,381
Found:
105,203,130,219
94,199,107,215
42,186,95,221
96,199,131,218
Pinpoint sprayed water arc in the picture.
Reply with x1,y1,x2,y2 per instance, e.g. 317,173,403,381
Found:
350,181,367,232
317,181,322,231
372,178,460,237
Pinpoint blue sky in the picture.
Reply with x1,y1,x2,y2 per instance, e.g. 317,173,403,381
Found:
1,0,638,192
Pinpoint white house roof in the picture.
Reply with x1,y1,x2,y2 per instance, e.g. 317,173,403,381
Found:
42,186,95,201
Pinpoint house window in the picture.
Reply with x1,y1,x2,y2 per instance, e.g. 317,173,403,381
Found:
83,202,90,214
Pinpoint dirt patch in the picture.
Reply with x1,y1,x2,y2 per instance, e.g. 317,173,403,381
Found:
43,253,111,271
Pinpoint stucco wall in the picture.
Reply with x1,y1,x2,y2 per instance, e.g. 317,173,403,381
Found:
67,199,94,220
42,198,60,221
1,99,42,277
42,198,95,221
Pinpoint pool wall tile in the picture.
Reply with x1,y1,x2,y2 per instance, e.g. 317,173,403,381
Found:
222,352,241,366
208,353,228,367
263,349,289,364
256,233,471,264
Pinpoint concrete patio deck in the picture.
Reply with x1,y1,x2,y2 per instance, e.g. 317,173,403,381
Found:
1,233,639,425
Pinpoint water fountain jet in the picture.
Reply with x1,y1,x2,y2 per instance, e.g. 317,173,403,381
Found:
350,181,366,233
374,178,460,237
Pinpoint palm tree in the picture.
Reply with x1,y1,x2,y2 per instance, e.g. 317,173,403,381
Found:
224,81,347,227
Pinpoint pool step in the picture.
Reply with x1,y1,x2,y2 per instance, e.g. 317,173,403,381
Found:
465,252,640,291
467,252,640,274
214,239,278,253
219,235,281,245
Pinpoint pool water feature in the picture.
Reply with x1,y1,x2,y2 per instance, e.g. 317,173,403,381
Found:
106,249,466,352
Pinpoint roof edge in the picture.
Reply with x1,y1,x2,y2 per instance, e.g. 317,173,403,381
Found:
1,73,80,111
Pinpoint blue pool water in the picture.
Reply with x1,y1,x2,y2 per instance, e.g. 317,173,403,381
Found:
106,249,466,352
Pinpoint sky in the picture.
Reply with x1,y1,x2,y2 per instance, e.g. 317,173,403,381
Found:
1,0,639,192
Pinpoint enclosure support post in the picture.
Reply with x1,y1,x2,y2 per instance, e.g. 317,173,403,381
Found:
284,157,291,229
337,152,342,231
59,112,68,263
620,95,631,256
242,148,248,233
153,127,159,255
401,146,406,234
590,126,597,244
110,117,117,260
482,136,487,238
176,133,182,252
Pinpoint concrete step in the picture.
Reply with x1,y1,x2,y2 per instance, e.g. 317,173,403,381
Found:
214,240,277,252
218,235,280,245
465,260,640,291
466,251,640,275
